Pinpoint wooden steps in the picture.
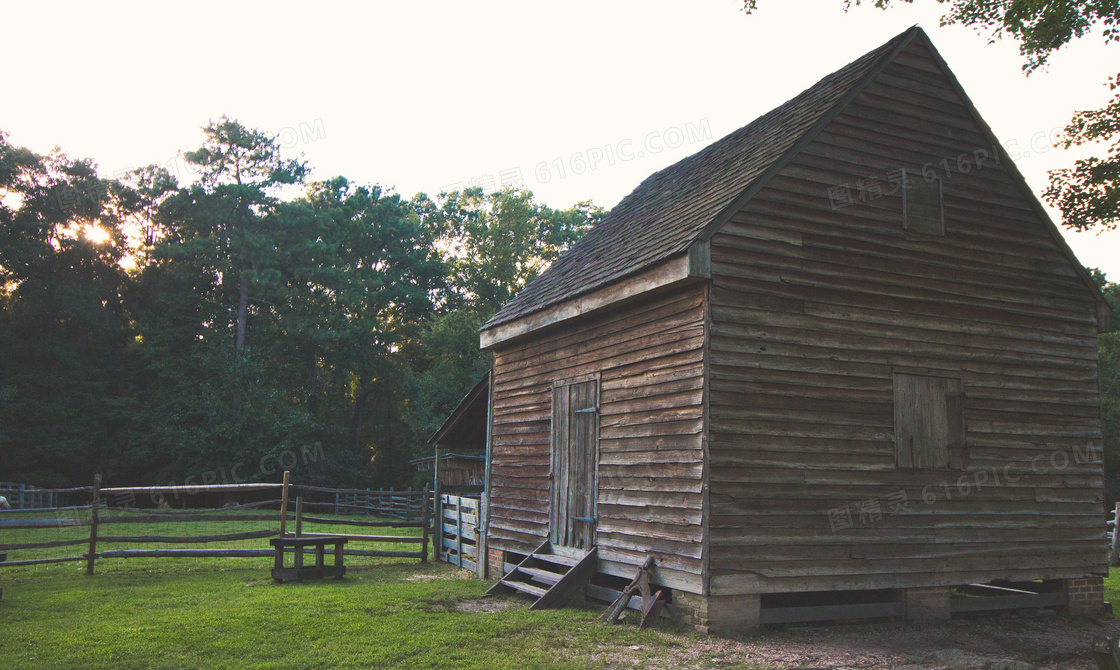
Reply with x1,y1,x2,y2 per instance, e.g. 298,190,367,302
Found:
486,541,597,610
517,566,563,584
504,580,548,598
532,553,578,567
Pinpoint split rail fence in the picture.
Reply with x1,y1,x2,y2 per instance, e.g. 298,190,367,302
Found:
0,473,432,573
0,482,58,510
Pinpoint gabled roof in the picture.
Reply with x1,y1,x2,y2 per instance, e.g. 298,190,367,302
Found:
481,26,1110,343
483,27,918,332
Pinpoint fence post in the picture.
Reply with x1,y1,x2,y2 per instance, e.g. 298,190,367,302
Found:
295,496,303,538
475,494,486,579
279,470,290,537
86,474,101,575
421,488,429,563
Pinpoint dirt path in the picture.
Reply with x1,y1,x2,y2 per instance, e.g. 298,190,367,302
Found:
606,612,1120,669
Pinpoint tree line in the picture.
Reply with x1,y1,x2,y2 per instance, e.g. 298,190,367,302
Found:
2,113,1119,505
0,119,599,489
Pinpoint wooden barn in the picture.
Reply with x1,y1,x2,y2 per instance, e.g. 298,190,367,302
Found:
478,26,1111,631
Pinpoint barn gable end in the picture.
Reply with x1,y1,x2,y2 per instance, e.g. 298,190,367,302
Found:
706,34,1105,597
477,26,1108,629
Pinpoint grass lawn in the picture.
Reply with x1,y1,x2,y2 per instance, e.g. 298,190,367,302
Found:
0,560,683,670
1106,570,1120,609
0,512,684,669
2,510,1117,669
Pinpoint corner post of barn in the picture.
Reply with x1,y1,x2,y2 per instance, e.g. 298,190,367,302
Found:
480,368,493,578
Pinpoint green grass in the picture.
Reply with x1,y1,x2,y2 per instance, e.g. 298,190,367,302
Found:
1106,570,1120,608
0,562,682,670
0,507,428,573
6,510,1116,669
0,513,689,669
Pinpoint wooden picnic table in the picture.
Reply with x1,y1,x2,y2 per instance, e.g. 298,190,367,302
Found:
269,536,347,583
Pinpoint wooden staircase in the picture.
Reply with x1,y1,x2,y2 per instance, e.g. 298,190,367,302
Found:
486,541,597,610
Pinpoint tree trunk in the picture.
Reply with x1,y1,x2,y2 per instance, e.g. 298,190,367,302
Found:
236,272,248,351
351,389,372,452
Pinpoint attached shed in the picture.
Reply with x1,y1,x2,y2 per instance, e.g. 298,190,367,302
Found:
478,27,1110,631
424,373,493,575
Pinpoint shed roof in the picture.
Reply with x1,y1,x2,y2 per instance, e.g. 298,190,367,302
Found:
483,27,917,331
426,372,490,448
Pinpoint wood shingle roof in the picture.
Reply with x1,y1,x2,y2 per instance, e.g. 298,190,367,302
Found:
483,27,918,331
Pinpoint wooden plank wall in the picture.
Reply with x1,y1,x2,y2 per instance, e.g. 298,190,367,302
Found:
488,286,708,593
707,39,1106,596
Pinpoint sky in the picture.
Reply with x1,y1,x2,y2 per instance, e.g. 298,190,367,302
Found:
4,0,1118,276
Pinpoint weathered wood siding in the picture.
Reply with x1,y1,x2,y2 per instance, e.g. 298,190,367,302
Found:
488,286,708,592
708,40,1106,595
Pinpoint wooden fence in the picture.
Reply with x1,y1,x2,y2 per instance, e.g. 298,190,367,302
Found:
0,474,431,572
0,482,58,510
438,494,480,572
331,489,428,520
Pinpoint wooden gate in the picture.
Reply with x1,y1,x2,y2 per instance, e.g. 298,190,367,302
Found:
438,494,480,571
549,377,599,550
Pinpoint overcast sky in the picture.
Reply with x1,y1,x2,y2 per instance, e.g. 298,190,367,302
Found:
4,0,1117,276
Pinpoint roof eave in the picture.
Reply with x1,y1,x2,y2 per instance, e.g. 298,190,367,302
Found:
479,240,711,350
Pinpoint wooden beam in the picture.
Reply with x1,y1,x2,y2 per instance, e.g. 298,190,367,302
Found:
480,254,705,349
759,600,906,625
949,592,1066,613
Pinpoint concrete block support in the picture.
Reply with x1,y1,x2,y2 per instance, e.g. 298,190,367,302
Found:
674,592,761,634
903,586,951,622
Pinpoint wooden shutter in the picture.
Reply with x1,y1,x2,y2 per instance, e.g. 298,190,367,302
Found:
894,373,965,469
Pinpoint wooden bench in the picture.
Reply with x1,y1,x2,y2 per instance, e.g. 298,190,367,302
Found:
269,536,347,583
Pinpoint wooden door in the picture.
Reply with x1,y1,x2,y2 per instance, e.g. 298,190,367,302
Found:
550,378,599,550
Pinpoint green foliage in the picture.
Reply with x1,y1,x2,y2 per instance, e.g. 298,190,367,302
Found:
183,116,308,188
0,121,596,490
810,1,1120,72
177,116,309,352
0,133,140,485
401,309,494,460
396,188,599,467
1046,75,1120,231
1088,267,1120,324
433,187,600,314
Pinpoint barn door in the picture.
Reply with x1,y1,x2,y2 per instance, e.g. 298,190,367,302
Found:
550,378,599,550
